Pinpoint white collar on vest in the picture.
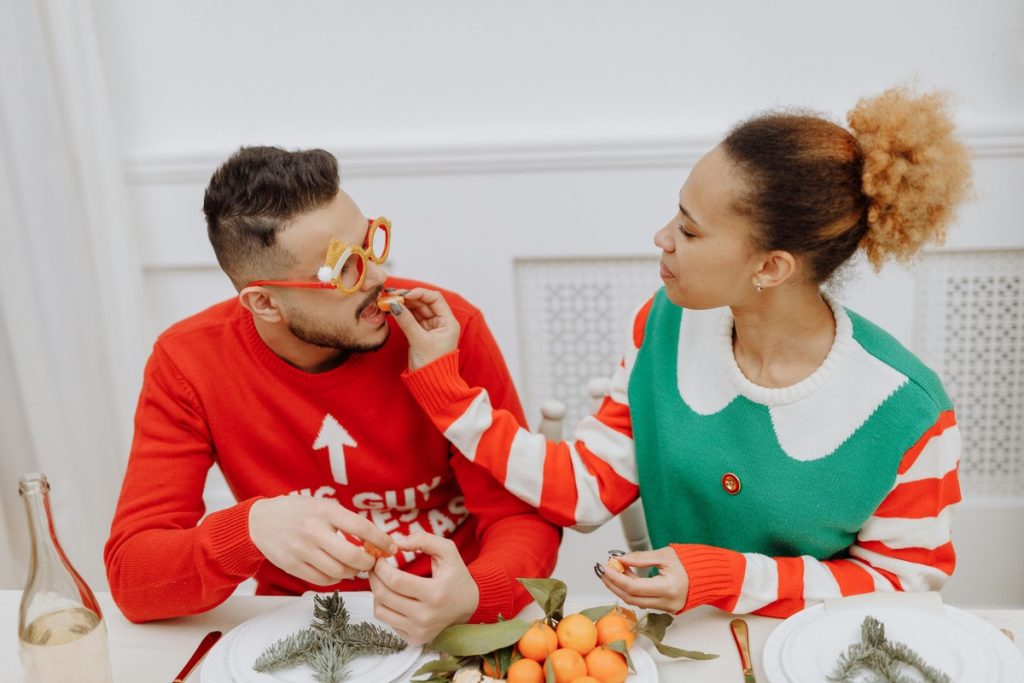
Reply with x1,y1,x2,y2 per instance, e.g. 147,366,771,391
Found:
675,294,909,462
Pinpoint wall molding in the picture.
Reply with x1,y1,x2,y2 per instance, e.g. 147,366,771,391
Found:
123,127,1024,185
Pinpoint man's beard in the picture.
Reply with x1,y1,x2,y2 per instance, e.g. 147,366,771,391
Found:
286,287,388,354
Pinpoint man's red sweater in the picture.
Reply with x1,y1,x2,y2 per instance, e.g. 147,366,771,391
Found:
104,277,560,623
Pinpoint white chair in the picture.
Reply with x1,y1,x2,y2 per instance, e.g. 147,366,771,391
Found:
537,378,651,554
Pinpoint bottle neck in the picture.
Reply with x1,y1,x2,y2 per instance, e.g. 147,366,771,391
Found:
18,475,101,618
22,483,63,571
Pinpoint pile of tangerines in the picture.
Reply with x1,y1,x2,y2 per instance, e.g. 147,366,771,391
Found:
482,606,638,683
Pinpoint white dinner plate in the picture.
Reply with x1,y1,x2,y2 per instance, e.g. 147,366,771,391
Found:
202,593,423,683
762,601,1024,683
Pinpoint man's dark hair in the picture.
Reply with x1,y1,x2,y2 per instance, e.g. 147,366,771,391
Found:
203,146,339,288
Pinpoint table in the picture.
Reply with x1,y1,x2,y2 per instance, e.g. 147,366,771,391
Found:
3,590,1022,681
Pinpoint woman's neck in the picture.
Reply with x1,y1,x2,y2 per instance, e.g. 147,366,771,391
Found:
730,286,836,388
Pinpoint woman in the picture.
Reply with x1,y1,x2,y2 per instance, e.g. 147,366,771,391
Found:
387,86,972,618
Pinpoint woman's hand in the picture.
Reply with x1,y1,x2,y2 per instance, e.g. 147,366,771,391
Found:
388,288,461,370
599,547,690,613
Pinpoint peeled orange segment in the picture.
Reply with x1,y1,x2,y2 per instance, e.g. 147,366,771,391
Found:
362,540,394,558
376,294,404,312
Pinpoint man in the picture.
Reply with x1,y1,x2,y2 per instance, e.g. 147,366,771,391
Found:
104,146,560,643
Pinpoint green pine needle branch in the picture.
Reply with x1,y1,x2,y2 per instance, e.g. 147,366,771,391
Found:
254,592,407,683
828,615,951,683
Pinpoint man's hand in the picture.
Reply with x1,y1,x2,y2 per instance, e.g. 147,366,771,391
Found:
368,531,480,644
388,288,461,371
248,496,397,586
599,546,690,613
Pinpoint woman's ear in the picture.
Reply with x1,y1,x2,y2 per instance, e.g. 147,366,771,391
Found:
239,287,284,323
753,250,797,291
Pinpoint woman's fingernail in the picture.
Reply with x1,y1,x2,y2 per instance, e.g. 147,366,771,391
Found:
593,563,606,578
390,303,402,315
608,549,626,557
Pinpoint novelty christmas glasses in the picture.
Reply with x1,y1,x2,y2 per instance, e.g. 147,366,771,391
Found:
247,217,391,295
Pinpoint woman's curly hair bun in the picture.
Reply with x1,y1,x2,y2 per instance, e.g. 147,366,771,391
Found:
848,86,973,269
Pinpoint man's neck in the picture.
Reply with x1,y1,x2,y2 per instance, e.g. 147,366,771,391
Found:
252,316,349,373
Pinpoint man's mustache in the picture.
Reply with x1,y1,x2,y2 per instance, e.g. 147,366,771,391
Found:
354,286,383,319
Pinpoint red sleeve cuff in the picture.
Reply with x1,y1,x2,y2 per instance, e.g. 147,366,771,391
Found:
198,496,267,577
466,560,522,623
672,543,746,612
401,351,475,416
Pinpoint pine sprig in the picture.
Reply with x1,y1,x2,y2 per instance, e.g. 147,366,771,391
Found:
253,628,319,672
828,616,951,683
309,641,354,683
254,592,407,682
342,622,408,654
311,592,351,638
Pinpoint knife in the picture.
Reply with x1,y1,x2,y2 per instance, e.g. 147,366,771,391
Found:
173,630,223,682
729,618,756,683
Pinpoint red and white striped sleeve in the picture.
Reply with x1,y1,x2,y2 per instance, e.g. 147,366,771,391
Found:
673,410,962,617
403,298,656,528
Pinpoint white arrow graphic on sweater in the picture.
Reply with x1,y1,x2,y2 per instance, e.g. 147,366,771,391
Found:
313,414,357,485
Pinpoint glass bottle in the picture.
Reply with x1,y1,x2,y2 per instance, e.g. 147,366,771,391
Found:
17,473,112,683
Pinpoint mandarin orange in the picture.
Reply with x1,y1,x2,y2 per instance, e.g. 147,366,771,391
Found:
547,647,587,683
556,613,598,655
595,612,635,648
517,621,558,662
507,657,545,683
584,646,629,683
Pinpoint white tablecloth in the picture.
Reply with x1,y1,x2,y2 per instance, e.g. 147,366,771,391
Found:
2,590,1021,682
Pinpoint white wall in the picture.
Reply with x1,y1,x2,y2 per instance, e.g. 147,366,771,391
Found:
8,1,1023,600
93,0,1024,374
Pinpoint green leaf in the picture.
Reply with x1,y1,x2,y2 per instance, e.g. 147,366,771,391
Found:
517,578,568,620
605,639,636,672
494,643,518,677
578,604,616,621
649,640,718,660
427,619,531,656
635,612,717,660
411,654,464,678
636,612,672,641
544,656,556,683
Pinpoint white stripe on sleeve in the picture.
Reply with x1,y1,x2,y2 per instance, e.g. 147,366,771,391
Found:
848,546,950,592
895,427,961,485
572,415,638,485
857,507,957,550
847,559,899,592
503,430,548,508
442,391,493,462
607,351,635,406
801,556,841,601
733,554,780,614
568,443,614,527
